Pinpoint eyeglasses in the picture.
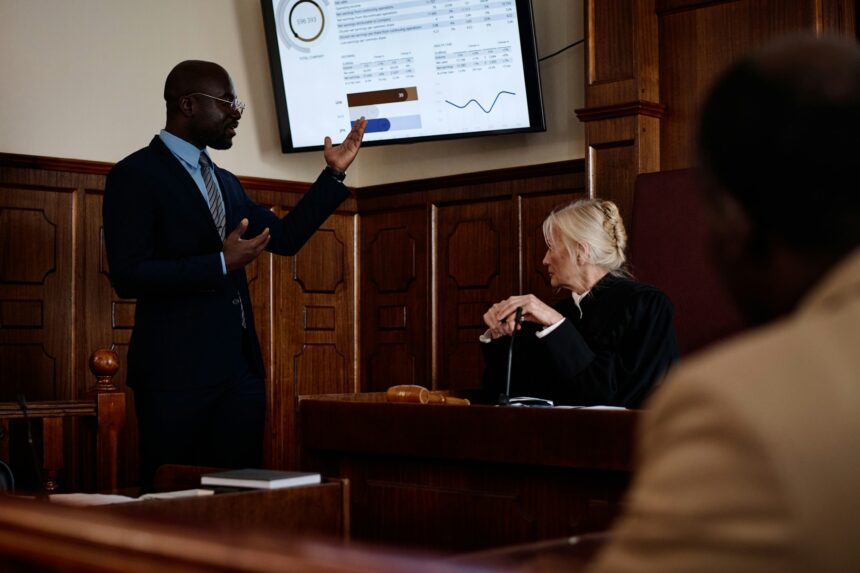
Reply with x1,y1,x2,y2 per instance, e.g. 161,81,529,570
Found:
187,92,246,114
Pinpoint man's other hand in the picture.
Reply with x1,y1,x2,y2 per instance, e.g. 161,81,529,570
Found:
224,218,270,271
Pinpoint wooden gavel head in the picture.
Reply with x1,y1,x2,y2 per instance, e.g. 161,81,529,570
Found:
386,385,430,404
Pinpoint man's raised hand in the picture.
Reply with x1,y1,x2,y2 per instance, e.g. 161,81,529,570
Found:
324,116,367,173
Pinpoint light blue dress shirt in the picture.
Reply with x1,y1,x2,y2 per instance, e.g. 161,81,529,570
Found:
158,130,227,274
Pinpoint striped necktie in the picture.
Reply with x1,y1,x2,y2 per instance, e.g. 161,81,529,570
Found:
199,153,226,240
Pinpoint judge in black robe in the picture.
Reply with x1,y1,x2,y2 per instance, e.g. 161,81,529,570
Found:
481,199,679,408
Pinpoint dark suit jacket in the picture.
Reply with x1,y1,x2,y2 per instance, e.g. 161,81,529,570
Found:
103,136,348,390
482,274,680,408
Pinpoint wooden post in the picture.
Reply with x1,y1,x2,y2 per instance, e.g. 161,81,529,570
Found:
41,417,63,492
88,349,125,492
575,0,662,226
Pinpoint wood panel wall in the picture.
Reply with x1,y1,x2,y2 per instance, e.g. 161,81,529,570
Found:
0,155,358,483
358,162,586,394
0,153,583,485
577,0,855,222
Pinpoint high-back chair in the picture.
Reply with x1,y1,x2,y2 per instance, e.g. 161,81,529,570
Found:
629,169,747,355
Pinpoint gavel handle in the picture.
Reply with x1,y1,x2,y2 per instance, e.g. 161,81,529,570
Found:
439,395,470,406
427,391,470,406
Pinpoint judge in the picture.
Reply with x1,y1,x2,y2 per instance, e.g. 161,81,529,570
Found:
480,199,679,407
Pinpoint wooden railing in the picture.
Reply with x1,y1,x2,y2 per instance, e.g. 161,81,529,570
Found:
0,349,125,493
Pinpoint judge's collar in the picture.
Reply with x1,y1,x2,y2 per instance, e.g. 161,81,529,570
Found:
571,290,590,318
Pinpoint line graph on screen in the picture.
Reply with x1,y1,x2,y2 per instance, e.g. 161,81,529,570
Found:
444,91,517,114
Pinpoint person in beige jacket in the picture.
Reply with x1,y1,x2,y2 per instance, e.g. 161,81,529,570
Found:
587,35,860,573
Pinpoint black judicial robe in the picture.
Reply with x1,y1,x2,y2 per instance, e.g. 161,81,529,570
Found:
481,274,680,408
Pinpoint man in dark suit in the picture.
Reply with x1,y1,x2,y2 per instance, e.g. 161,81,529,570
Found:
103,60,366,487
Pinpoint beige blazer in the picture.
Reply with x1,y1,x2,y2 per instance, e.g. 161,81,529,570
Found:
588,249,860,573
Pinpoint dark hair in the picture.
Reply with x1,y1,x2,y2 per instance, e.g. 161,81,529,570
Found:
696,35,860,256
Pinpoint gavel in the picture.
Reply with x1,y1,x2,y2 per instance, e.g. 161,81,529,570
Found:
386,385,470,406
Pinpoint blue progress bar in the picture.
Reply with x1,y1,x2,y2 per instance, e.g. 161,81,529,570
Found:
363,118,391,133
353,115,422,133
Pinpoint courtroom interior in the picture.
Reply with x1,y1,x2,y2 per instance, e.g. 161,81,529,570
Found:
1,1,858,571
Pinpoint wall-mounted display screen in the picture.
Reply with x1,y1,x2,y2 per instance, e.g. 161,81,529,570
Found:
261,0,545,152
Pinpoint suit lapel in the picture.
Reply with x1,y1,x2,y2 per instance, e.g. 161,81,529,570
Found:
149,136,223,240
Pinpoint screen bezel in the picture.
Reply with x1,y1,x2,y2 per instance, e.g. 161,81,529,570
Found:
260,0,545,153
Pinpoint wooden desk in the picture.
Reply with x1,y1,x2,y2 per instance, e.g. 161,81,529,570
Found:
299,395,637,553
0,496,484,573
94,465,350,541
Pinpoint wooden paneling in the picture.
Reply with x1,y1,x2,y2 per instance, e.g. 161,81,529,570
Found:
267,202,356,469
301,397,636,552
0,493,461,573
437,200,514,391
361,209,428,392
1,152,584,485
0,184,74,402
658,0,856,170
588,139,637,226
579,0,661,218
580,0,855,206
0,153,360,486
358,161,586,394
589,0,634,86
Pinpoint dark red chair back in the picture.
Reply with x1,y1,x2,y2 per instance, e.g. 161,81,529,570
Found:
629,169,747,355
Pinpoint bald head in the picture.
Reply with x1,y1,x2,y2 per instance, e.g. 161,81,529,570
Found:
164,60,231,112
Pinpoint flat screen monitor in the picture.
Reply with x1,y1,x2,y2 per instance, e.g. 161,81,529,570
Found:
260,0,545,153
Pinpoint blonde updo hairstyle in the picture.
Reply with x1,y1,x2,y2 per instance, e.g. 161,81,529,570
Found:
542,198,629,276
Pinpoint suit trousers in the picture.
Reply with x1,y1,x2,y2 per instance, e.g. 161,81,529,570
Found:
134,344,265,490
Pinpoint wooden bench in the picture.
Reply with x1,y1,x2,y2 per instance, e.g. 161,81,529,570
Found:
0,349,125,493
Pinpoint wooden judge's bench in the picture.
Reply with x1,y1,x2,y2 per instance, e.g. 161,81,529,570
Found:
298,393,638,553
0,393,635,573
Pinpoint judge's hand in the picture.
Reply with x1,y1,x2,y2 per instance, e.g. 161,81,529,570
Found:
483,294,564,338
223,218,270,272
324,117,367,173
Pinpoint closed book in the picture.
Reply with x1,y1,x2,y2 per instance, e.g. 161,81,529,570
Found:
200,469,321,490
139,489,215,500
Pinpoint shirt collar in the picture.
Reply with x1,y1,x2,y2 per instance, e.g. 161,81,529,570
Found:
159,129,210,170
571,290,589,319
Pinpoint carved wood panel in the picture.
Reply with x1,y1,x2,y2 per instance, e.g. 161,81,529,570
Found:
349,458,630,552
360,209,428,392
588,139,637,227
0,185,73,401
2,153,586,485
269,210,355,468
436,200,514,391
657,0,855,170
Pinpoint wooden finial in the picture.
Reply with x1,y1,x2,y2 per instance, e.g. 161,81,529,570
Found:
89,348,120,392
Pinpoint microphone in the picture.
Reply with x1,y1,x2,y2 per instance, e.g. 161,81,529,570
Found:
498,306,523,405
17,393,47,499
497,308,555,408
